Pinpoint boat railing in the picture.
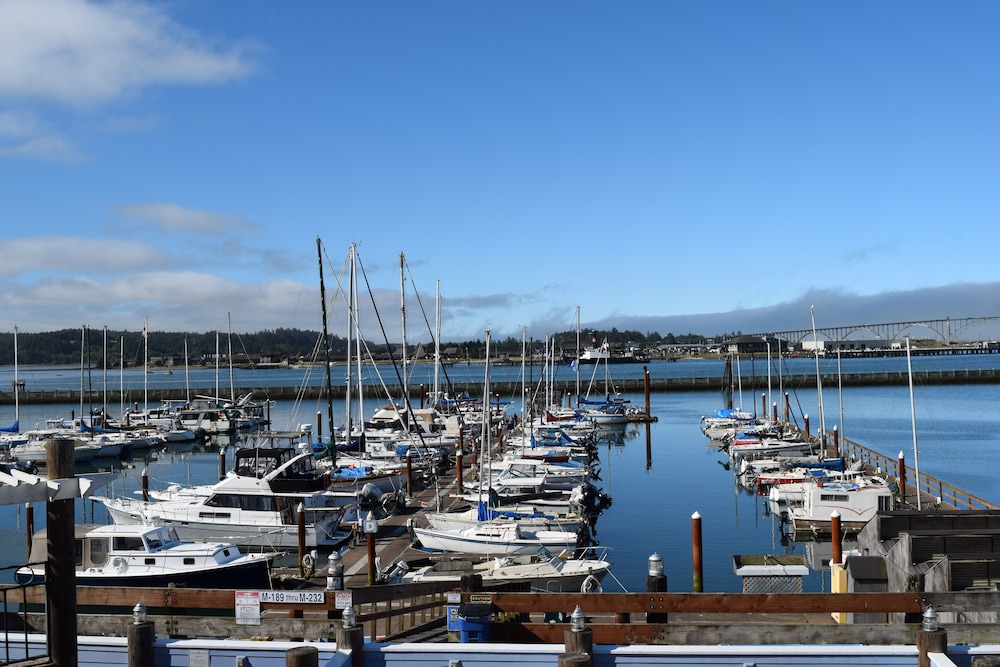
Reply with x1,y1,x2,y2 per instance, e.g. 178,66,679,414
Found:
0,562,48,666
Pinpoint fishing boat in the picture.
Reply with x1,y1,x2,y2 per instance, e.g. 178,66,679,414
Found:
398,544,612,592
93,445,352,550
15,523,273,589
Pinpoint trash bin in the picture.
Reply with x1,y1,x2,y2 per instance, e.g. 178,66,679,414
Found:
457,602,492,643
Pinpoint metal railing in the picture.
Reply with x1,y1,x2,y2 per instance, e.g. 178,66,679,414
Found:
0,561,47,666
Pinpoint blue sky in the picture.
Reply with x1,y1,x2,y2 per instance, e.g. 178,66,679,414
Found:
2,1,999,342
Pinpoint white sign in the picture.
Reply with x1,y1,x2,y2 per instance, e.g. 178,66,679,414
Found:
335,591,353,609
260,590,325,604
235,591,261,625
189,649,210,667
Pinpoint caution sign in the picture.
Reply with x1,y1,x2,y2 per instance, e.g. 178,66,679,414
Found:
235,590,261,625
467,593,492,603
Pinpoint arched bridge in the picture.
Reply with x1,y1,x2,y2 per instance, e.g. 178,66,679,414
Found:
748,316,1000,345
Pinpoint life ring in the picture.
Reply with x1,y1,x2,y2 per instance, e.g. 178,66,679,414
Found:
580,574,602,594
112,557,128,574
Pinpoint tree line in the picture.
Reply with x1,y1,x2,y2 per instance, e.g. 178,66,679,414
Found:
0,327,714,367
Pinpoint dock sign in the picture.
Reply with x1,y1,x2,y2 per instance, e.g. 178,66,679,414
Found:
235,591,261,625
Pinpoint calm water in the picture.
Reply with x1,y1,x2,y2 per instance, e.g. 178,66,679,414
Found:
1,355,999,594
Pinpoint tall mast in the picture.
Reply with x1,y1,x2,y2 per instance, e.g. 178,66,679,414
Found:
353,246,364,438
399,252,408,407
433,280,441,401
810,305,826,458
345,244,354,438
317,238,336,462
227,312,235,403
12,324,19,427
143,318,149,413
906,336,922,510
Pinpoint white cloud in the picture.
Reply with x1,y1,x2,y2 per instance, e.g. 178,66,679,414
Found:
0,109,81,160
112,203,259,234
0,237,167,277
0,0,259,108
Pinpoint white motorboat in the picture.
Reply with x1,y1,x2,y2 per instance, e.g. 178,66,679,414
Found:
94,446,352,550
399,544,612,592
789,475,894,537
412,520,580,556
16,523,273,589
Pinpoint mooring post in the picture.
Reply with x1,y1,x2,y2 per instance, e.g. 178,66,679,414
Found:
25,503,33,561
47,438,77,667
406,451,413,497
335,607,366,667
560,605,594,665
917,606,947,667
218,447,226,481
141,467,149,502
898,451,907,503
761,393,766,418
772,402,778,423
646,552,667,624
830,511,842,567
316,411,323,447
297,502,306,577
804,414,810,438
127,602,154,667
831,425,840,458
784,392,790,423
455,449,463,491
285,645,318,667
692,511,704,593
644,366,651,416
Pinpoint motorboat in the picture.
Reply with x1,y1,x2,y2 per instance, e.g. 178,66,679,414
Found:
398,544,612,592
411,520,580,556
93,446,352,550
789,475,894,537
16,523,273,589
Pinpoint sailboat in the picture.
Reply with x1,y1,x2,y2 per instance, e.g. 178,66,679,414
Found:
0,324,21,440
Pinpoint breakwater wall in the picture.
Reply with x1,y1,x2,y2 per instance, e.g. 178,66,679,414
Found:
4,368,1000,405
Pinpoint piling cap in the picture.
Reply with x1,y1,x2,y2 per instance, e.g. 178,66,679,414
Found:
648,552,664,577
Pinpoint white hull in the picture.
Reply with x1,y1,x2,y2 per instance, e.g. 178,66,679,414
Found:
413,522,578,556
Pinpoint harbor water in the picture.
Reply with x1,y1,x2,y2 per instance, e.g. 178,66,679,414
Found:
1,354,998,595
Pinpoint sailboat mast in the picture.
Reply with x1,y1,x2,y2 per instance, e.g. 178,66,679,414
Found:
434,280,441,401
399,252,409,407
227,312,235,403
12,324,19,426
184,336,190,403
906,336,922,510
317,237,336,461
345,244,354,439
353,246,364,438
810,305,826,457
143,318,149,414
575,306,581,405
479,328,492,506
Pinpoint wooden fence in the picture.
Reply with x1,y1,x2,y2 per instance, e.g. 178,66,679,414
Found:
10,583,1000,647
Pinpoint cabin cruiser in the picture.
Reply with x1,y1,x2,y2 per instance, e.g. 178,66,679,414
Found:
16,523,272,589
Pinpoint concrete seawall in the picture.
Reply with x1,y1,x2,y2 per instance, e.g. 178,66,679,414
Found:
4,368,1000,405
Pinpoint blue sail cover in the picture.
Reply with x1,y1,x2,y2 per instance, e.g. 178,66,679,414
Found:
476,501,553,522
0,420,18,433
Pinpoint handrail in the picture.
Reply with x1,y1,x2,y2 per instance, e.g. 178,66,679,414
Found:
0,563,47,667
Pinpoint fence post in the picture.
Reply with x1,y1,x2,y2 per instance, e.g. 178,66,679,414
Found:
127,603,154,667
47,438,77,667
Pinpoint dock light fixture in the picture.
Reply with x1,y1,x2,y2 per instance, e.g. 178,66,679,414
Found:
923,605,939,632
132,601,147,625
648,552,664,577
342,605,357,629
570,605,585,632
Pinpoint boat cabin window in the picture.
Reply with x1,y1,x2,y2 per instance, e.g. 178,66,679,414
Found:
113,536,145,551
205,493,279,512
820,494,850,502
145,534,162,550
89,537,109,567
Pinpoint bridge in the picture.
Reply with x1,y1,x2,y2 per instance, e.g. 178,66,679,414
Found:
747,316,1000,345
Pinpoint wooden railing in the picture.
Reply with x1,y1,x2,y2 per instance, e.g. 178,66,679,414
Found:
838,437,999,510
11,584,1000,647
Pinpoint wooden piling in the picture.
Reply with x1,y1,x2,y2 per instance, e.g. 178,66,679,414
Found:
25,503,33,561
406,452,413,498
285,645,318,667
141,467,149,502
297,503,306,577
644,366,651,416
831,425,840,458
316,411,323,446
558,655,591,667
646,554,667,624
918,627,947,667
455,450,463,491
218,448,226,481
127,620,155,667
830,511,842,567
898,451,907,503
692,511,704,593
47,438,77,667
335,622,366,667
804,414,810,438
564,625,593,657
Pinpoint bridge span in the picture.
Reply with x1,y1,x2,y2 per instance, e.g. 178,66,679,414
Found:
747,315,1000,345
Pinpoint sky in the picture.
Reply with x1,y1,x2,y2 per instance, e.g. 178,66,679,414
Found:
1,1,999,344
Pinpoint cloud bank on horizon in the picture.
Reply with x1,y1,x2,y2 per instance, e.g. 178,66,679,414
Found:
0,1,998,342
